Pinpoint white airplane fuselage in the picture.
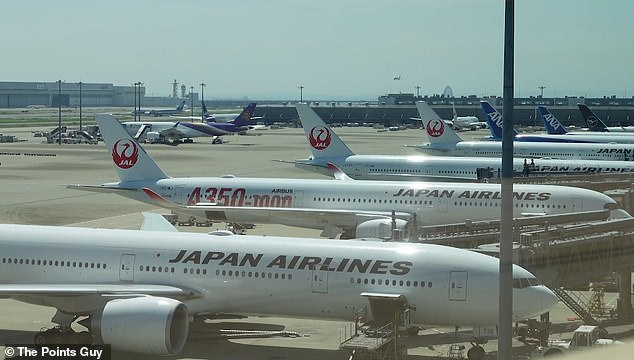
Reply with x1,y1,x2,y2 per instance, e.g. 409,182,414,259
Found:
122,122,215,140
295,154,634,181
0,224,556,326
416,141,634,161
514,133,634,144
110,177,620,229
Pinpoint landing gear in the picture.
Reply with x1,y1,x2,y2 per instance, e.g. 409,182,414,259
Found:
212,136,223,144
33,326,92,345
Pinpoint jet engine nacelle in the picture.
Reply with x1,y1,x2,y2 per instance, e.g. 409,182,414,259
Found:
92,296,189,355
356,218,408,239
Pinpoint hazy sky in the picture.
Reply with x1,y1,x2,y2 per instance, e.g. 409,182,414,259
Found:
2,1,633,100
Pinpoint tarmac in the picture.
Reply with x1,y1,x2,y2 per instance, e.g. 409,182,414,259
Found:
0,117,633,359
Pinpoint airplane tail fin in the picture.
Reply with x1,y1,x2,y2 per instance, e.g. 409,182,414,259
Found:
480,101,518,140
95,114,169,183
538,106,567,134
176,100,186,111
231,102,257,127
415,101,463,145
296,103,355,159
201,101,210,116
578,104,608,132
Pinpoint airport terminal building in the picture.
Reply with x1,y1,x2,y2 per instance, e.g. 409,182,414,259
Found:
0,81,144,108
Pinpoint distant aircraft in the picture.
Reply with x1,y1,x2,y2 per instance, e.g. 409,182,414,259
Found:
578,103,634,132
121,103,259,144
0,213,558,356
451,102,487,130
132,100,187,117
70,114,629,239
414,101,634,160
483,102,634,144
201,102,261,134
289,103,634,181
201,101,263,124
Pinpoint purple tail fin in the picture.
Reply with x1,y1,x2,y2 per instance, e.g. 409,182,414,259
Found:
231,103,257,126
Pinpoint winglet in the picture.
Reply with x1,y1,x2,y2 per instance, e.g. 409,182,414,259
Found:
327,163,353,181
140,212,179,232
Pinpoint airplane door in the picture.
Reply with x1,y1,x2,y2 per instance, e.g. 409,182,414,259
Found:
119,254,136,282
175,185,186,204
449,271,467,301
571,197,582,212
293,190,304,207
311,269,328,294
435,197,448,213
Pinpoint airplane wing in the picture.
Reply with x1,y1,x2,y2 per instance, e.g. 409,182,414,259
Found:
0,284,200,298
67,184,139,194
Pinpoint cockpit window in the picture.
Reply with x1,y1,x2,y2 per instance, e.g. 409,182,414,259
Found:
513,277,542,289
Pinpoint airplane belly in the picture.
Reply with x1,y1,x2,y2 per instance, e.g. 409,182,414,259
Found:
184,275,364,320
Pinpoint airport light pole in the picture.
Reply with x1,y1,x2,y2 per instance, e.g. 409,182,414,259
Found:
77,81,83,130
132,82,137,121
200,83,206,122
190,86,194,119
415,85,421,99
57,80,64,145
538,85,546,98
134,82,143,121
499,1,515,359
298,86,304,103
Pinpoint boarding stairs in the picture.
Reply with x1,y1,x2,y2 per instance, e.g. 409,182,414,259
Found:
552,287,597,325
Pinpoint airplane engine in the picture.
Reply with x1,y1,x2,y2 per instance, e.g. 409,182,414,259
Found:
355,218,408,240
92,296,189,355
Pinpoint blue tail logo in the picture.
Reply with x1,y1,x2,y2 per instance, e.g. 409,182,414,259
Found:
481,102,503,139
587,115,599,127
538,106,566,134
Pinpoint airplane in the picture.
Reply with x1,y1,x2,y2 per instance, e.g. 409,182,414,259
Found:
578,103,634,132
69,114,629,239
288,103,634,181
201,101,263,124
121,103,259,144
415,101,634,161
173,101,262,124
482,102,634,144
201,102,261,134
132,100,187,117
451,102,487,130
540,106,634,140
0,213,558,356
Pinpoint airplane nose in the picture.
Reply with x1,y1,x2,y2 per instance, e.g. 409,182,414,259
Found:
542,286,559,313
